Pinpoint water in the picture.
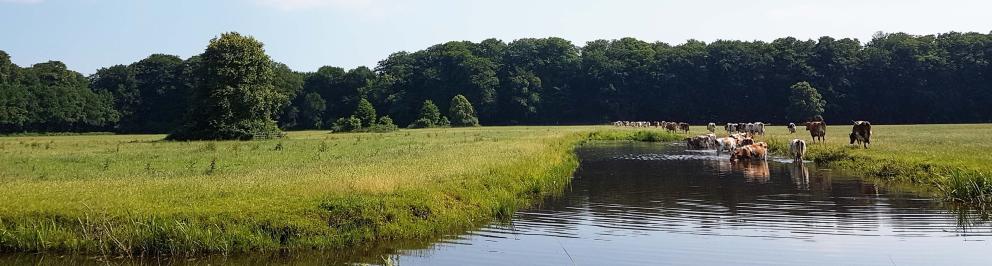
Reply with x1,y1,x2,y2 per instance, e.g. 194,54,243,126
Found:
392,142,992,265
4,142,991,265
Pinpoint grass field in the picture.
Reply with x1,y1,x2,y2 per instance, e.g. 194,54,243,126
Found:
0,126,680,255
1,124,990,256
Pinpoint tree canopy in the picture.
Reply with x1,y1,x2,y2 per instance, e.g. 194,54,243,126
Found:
449,94,480,127
167,32,281,140
787,82,826,121
5,31,992,134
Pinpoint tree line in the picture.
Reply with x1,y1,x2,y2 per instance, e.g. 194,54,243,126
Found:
2,31,992,135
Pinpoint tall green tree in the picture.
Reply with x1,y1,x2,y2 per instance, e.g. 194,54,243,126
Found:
449,94,479,127
353,98,377,128
408,99,447,128
787,81,826,121
169,32,281,140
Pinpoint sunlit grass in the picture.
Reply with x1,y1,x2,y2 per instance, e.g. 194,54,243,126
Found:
0,126,679,255
3,124,990,255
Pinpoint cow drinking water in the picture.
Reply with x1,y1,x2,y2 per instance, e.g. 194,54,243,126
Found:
850,121,872,148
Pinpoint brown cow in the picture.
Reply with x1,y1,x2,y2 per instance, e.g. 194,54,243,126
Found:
805,121,826,143
850,120,872,148
730,144,768,161
665,122,677,133
678,122,690,134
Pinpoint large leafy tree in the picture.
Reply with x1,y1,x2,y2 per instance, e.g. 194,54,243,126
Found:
449,94,479,127
353,98,377,127
169,32,281,140
787,81,826,121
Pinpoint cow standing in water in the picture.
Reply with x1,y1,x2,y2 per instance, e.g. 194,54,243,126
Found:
806,121,826,143
850,121,872,148
789,139,807,162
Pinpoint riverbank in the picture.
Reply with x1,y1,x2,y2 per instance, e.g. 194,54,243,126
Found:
0,127,680,256
756,124,992,207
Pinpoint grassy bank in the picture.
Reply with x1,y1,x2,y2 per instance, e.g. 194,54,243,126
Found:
751,124,992,206
0,126,678,256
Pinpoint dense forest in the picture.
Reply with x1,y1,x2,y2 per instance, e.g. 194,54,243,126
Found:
2,31,992,134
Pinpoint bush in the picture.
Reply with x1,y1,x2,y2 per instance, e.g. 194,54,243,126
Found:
408,118,434,129
448,95,479,127
367,116,398,132
332,116,362,132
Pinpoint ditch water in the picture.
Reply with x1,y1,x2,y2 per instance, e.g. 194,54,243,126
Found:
4,142,991,265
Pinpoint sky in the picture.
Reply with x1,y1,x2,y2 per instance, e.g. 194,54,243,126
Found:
1,0,990,75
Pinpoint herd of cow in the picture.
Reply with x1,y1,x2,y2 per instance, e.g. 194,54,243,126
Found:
612,119,875,163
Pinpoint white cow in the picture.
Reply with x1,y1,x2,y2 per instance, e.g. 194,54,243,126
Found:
789,139,807,162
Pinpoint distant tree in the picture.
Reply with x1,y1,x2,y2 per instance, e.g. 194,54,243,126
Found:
299,92,327,129
449,94,479,127
354,98,377,128
168,32,281,140
408,100,448,128
787,81,826,121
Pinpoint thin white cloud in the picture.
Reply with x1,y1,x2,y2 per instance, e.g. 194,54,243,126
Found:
1,0,44,4
256,0,374,11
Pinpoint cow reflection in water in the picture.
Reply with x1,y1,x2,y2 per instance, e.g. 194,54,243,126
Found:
790,163,811,190
789,162,832,191
732,160,770,183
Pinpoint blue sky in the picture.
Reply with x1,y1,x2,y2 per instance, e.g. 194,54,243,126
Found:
1,0,989,74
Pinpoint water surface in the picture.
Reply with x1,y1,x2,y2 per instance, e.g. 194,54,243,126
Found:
394,142,992,265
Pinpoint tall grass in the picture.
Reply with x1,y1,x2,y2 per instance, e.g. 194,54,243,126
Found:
0,126,623,255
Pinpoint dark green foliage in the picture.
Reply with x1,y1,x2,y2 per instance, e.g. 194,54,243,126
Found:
354,98,377,128
10,31,992,134
91,54,188,133
0,59,118,133
332,116,362,132
168,32,282,140
408,100,447,128
449,95,479,127
787,81,826,121
367,116,398,132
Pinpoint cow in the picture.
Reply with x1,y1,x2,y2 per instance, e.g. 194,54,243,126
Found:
678,122,690,134
789,139,807,162
850,120,872,148
787,123,796,134
730,144,768,161
716,137,737,153
739,137,755,146
665,122,677,133
685,135,714,150
707,123,716,133
805,121,826,143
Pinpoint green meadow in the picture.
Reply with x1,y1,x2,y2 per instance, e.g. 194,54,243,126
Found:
1,124,991,255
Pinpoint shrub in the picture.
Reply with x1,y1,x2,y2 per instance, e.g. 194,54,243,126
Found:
448,95,479,127
332,116,362,132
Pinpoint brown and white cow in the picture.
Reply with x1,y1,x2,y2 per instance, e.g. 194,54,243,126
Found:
789,139,807,162
730,143,768,161
850,120,872,148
